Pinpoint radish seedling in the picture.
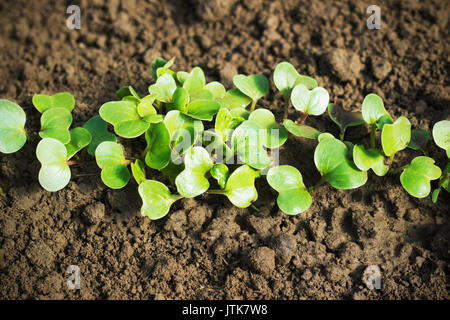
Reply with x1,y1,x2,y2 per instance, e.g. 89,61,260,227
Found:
148,73,177,103
138,180,182,220
39,107,72,144
210,163,229,189
282,119,321,139
248,108,288,148
32,92,75,113
95,141,131,189
82,116,117,156
233,74,269,112
432,120,450,158
328,103,365,140
219,89,252,110
290,83,329,124
131,159,146,185
353,144,389,176
400,156,441,198
0,99,27,154
144,122,171,170
361,93,393,148
408,129,429,154
65,127,92,159
381,116,411,161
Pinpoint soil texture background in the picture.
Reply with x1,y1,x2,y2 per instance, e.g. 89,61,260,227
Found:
0,0,449,299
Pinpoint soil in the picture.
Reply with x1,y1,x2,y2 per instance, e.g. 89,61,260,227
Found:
0,0,449,300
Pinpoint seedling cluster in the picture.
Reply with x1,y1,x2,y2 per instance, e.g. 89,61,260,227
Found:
0,59,449,218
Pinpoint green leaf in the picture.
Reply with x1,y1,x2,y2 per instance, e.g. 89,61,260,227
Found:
327,103,364,134
377,114,394,131
150,57,168,80
32,92,75,113
273,62,301,99
39,107,72,144
145,122,171,170
362,93,391,125
175,146,214,198
215,108,244,142
432,189,440,203
283,119,321,139
131,159,146,185
116,87,132,100
249,108,288,148
219,165,258,208
65,127,92,159
36,138,71,191
0,99,27,154
267,165,312,215
233,74,269,102
205,81,226,100
353,144,389,176
202,130,233,162
432,120,450,158
295,75,318,90
82,116,117,156
210,164,229,189
232,120,271,170
95,142,130,189
219,89,252,109
138,180,181,220
164,110,204,155
291,84,329,116
408,129,429,151
186,100,221,121
229,107,250,120
381,116,411,157
400,156,441,198
99,101,153,138
161,161,185,185
314,134,368,189
148,73,177,103
172,87,189,112
137,94,157,117
177,67,206,88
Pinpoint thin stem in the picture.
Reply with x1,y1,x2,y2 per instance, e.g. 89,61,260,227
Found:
250,204,260,212
339,130,345,141
283,96,290,120
388,165,407,175
299,112,308,125
207,189,227,195
66,160,77,166
370,124,376,149
250,100,257,112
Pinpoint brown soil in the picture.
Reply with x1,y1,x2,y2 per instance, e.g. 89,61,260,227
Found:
0,0,449,300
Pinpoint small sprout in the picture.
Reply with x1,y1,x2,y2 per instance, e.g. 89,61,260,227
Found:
39,107,72,144
400,156,441,198
150,57,169,80
432,163,450,203
164,110,204,154
408,129,429,152
148,73,177,103
95,141,131,189
432,120,450,158
381,116,411,158
131,159,146,185
219,89,252,110
36,138,71,192
99,100,162,138
273,62,317,99
0,99,27,154
232,120,271,170
202,130,233,162
32,92,75,113
177,67,206,88
233,74,269,111
353,144,389,176
65,127,92,159
138,180,182,220
267,165,312,215
156,57,176,78
291,84,330,118
361,93,391,125
314,133,368,189
82,116,117,156
205,81,226,100
175,146,214,198
327,103,364,140
209,165,258,208
145,122,171,170
210,163,229,189
171,87,221,121
283,119,321,139
248,108,288,148
215,108,245,142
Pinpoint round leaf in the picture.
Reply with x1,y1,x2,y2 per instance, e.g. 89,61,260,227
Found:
222,165,258,208
432,120,450,157
362,93,391,125
0,99,27,154
65,127,92,159
39,107,72,144
210,164,229,189
95,142,130,189
353,144,389,176
400,156,442,198
186,100,221,121
249,108,288,148
148,73,177,103
32,92,75,113
283,119,321,139
131,159,146,185
327,103,364,131
145,122,171,170
233,74,269,102
219,89,252,109
408,129,429,151
205,81,226,100
138,180,181,220
381,116,411,157
36,138,71,192
291,84,329,116
273,62,300,98
82,116,117,156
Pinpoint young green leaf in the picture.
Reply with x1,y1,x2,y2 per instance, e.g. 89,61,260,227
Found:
219,89,252,110
148,73,177,103
408,129,429,151
138,180,182,220
95,142,131,189
175,146,214,198
185,99,221,121
116,87,132,100
177,67,206,87
164,110,204,154
327,103,364,139
381,116,411,157
267,165,312,215
232,120,271,170
273,62,317,99
229,107,250,120
233,74,269,104
39,107,72,144
353,144,389,176
361,93,391,125
248,108,288,148
205,81,226,100
291,84,329,116
65,127,92,159
161,161,185,185
0,99,27,154
202,130,234,163
131,159,146,185
283,119,321,139
99,100,161,138
82,116,117,156
212,165,258,208
36,138,71,192
215,108,245,142
432,120,450,158
150,57,168,80
32,92,75,113
400,156,442,198
314,134,368,189
145,122,171,170
137,94,157,117
210,164,229,189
